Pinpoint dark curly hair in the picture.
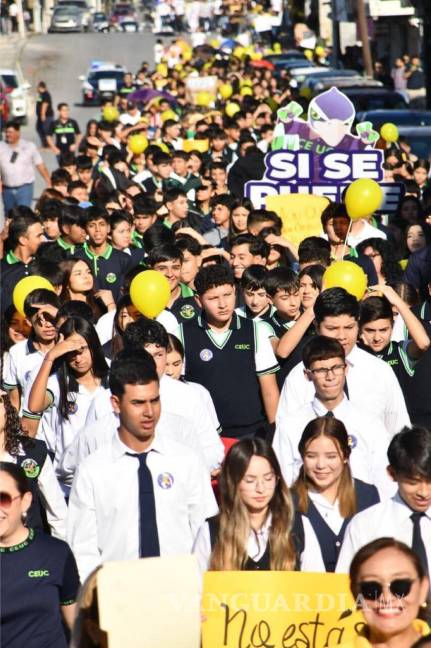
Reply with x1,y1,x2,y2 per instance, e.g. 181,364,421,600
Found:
356,237,403,284
1,391,23,456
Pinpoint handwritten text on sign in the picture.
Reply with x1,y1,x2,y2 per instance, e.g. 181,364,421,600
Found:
202,571,364,648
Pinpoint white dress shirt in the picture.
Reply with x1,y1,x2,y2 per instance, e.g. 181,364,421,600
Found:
336,491,431,573
192,513,326,573
67,432,218,580
276,345,410,438
347,221,387,248
58,410,204,486
2,444,68,540
3,339,45,414
85,375,224,472
308,491,345,535
273,395,395,499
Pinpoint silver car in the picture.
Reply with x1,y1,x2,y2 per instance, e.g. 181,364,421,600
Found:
49,5,84,32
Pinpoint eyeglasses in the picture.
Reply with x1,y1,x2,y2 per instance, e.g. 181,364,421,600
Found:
0,492,22,509
241,474,278,490
306,363,346,378
358,579,417,600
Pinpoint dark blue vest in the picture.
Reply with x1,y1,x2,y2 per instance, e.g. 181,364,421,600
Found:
299,479,379,572
16,438,50,533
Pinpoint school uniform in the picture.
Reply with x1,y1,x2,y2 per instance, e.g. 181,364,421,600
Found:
266,311,313,389
170,283,201,323
336,491,431,574
0,251,34,313
54,236,81,258
179,314,279,438
276,345,410,439
2,338,45,413
22,370,110,491
296,480,380,573
273,395,395,498
95,308,179,346
84,374,224,473
67,431,218,581
413,299,431,336
74,242,133,302
1,529,80,648
235,304,277,325
192,512,326,573
2,438,67,540
364,340,431,430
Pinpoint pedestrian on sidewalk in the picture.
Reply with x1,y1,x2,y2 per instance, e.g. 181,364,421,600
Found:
36,81,54,148
0,121,50,213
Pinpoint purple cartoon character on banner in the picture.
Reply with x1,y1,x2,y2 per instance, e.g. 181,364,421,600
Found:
272,87,379,180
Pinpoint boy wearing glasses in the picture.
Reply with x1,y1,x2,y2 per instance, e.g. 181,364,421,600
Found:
273,335,392,496
336,426,431,575
276,288,411,438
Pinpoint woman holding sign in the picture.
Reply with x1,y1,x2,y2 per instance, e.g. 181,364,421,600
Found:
292,417,380,573
193,438,325,572
338,537,430,648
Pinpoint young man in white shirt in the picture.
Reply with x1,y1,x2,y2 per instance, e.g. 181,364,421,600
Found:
67,349,218,581
273,335,393,498
276,287,410,437
336,426,431,575
86,319,224,473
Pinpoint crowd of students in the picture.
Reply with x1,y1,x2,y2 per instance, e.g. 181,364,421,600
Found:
1,36,431,648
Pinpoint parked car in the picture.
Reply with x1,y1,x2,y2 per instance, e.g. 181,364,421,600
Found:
0,82,10,129
49,5,85,32
79,61,126,105
0,68,31,123
340,87,409,112
57,0,92,29
355,109,431,129
110,3,139,30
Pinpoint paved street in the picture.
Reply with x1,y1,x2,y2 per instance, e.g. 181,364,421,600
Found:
19,30,158,195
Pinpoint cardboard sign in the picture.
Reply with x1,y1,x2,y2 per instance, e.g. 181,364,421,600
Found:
266,194,330,247
97,556,201,648
245,87,403,212
202,571,364,648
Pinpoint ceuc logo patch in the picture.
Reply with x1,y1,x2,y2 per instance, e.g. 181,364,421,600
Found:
199,349,213,362
180,304,196,320
67,401,78,415
21,458,40,479
348,434,357,449
157,472,174,489
106,272,117,284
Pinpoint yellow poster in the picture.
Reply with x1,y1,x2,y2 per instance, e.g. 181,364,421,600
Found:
266,194,329,248
202,571,364,648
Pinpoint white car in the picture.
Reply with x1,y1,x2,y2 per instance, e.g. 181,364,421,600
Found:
0,68,31,123
79,61,126,105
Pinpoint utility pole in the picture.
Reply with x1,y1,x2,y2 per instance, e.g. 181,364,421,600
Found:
331,0,340,68
356,0,373,77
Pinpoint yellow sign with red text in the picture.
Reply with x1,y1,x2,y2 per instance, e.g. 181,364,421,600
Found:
266,194,329,248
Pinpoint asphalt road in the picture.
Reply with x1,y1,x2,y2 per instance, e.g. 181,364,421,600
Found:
19,30,158,196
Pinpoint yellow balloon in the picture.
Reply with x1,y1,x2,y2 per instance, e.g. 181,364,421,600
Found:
130,270,171,318
156,63,168,77
273,42,281,53
225,101,240,117
315,45,325,57
241,86,253,96
380,122,399,143
304,49,313,61
345,178,383,220
233,46,245,59
102,105,119,122
196,91,212,107
183,139,209,153
323,261,368,301
13,276,55,316
219,83,233,100
128,134,148,154
161,109,178,123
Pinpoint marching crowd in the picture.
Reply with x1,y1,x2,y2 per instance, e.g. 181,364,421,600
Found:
1,36,431,648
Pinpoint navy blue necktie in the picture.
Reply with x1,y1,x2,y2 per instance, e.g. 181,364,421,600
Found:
131,452,160,558
411,512,429,577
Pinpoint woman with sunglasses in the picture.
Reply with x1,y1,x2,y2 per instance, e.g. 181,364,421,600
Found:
0,391,67,538
193,438,325,572
25,316,109,494
0,462,80,648
292,417,379,573
337,537,430,648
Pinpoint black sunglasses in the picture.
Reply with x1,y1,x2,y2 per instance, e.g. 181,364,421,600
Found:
0,492,21,508
358,579,416,600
